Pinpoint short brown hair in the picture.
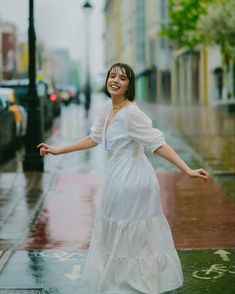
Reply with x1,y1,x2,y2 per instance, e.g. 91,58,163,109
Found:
104,63,135,101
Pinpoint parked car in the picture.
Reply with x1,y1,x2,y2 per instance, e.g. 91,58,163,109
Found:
0,97,16,161
59,89,71,106
42,79,61,117
57,85,79,106
0,88,27,145
0,79,58,130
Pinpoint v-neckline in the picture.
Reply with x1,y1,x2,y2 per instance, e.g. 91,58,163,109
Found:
104,102,135,135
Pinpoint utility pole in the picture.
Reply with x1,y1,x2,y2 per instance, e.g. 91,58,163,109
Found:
82,0,93,117
23,0,44,171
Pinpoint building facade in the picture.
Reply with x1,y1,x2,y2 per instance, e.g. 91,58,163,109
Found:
17,33,28,78
104,0,171,102
103,0,233,108
46,49,74,88
0,22,18,80
104,0,121,67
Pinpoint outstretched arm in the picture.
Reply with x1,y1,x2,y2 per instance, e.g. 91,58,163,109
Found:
37,136,98,156
154,144,209,181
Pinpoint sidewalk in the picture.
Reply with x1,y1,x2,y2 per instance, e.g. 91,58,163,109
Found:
0,172,234,293
0,94,234,293
14,173,235,250
139,101,235,201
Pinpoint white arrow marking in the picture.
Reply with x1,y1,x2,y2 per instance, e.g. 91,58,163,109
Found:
65,264,81,280
214,250,231,262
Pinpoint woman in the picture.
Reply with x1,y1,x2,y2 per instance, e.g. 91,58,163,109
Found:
38,63,209,294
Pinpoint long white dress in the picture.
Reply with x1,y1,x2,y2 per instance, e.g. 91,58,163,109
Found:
79,100,183,294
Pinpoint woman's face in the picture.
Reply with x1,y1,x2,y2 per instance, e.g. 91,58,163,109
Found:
107,67,129,98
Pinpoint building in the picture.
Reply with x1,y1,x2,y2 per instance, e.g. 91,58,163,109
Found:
46,49,73,88
0,22,18,80
17,33,28,78
104,0,171,102
103,0,234,109
104,0,146,99
141,0,172,103
104,0,121,67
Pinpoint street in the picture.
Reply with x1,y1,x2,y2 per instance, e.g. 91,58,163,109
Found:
0,93,235,293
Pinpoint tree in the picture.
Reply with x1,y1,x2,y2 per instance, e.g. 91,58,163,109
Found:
197,0,235,99
160,0,211,48
197,0,235,58
161,0,235,56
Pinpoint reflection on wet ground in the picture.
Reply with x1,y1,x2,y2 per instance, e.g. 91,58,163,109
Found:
0,249,234,294
2,94,234,185
0,93,234,293
0,95,234,250
18,174,104,250
139,102,235,201
0,173,57,248
14,172,235,250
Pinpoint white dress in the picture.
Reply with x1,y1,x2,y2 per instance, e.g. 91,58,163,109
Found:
79,100,183,294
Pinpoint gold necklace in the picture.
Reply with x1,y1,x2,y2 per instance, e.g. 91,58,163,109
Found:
112,99,129,113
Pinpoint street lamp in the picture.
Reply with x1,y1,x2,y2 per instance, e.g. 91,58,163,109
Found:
82,0,93,117
23,0,44,171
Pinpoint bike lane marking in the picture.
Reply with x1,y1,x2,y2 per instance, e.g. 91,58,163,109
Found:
0,174,234,293
192,263,235,280
214,249,231,261
177,249,235,294
0,249,234,294
0,249,87,292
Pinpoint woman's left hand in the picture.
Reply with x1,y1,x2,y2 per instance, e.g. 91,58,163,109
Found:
187,168,209,182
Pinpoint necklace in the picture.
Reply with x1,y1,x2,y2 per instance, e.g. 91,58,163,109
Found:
112,99,129,113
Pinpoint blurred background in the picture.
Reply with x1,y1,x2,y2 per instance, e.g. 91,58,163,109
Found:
0,1,234,293
0,0,234,179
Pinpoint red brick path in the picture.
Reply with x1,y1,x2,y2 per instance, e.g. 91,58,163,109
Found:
18,173,235,250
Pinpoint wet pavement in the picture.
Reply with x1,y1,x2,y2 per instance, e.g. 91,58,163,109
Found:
0,173,57,249
0,248,234,294
139,102,235,201
0,93,234,293
18,174,104,250
11,172,235,250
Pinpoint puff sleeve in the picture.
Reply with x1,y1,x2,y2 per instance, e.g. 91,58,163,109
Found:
89,100,110,144
128,107,166,152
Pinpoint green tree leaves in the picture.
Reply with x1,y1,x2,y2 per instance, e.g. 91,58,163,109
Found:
161,0,235,56
161,0,209,48
197,0,235,57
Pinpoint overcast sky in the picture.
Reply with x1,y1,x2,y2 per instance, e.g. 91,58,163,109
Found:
0,0,105,77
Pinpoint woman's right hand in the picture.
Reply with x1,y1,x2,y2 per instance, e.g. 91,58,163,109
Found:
37,143,60,156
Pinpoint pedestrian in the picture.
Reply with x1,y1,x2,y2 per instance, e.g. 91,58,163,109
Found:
37,62,209,294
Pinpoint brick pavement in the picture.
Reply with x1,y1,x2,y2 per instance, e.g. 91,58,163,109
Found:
16,172,235,251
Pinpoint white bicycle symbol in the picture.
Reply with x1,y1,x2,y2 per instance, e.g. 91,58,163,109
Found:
29,250,86,262
193,264,235,280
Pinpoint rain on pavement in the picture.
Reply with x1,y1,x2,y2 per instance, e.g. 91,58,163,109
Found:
0,93,234,293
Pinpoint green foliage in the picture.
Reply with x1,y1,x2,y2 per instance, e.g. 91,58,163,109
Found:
160,0,210,48
161,0,235,56
197,0,235,57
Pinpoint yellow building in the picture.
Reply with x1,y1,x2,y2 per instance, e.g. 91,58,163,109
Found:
18,39,28,77
104,0,121,68
104,0,145,69
103,1,230,107
104,0,147,100
171,44,224,106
